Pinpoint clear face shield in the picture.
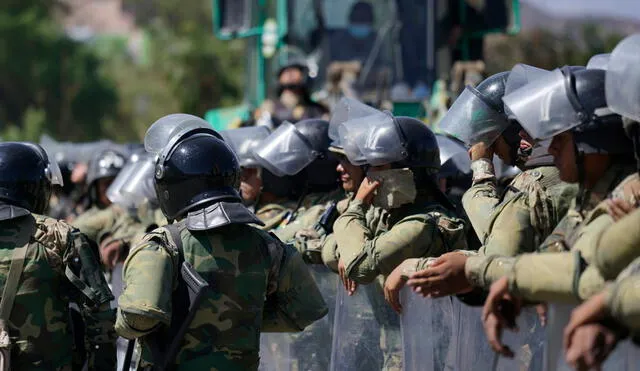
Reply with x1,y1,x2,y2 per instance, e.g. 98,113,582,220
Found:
220,126,271,168
587,53,611,70
144,113,217,155
338,111,406,167
107,153,157,209
437,86,510,146
503,68,582,140
329,97,381,146
435,134,471,177
606,34,640,122
252,121,319,177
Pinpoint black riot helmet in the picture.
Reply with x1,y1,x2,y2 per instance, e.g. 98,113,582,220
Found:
86,149,126,188
143,114,241,221
253,119,339,193
154,133,242,220
0,142,64,214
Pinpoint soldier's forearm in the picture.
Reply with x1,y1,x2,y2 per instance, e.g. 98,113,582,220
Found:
334,199,370,271
606,277,640,332
462,160,500,240
465,255,515,290
595,208,640,281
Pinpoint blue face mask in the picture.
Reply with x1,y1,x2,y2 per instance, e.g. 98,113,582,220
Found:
348,24,373,39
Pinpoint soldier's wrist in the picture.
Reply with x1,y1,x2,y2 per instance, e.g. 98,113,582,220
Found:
471,159,496,184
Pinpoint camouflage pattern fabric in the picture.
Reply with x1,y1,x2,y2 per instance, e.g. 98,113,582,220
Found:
72,205,128,245
116,221,327,370
605,253,640,332
334,196,467,284
257,190,343,233
0,213,116,370
464,163,577,257
465,164,636,296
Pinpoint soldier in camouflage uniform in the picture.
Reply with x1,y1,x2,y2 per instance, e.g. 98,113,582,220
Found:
253,118,344,235
330,108,466,369
72,148,126,246
399,70,577,301
219,126,301,230
472,66,638,356
0,142,116,370
115,114,327,370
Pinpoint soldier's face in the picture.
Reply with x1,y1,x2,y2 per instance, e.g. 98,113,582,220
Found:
97,178,113,207
240,167,262,203
336,157,365,192
549,131,578,182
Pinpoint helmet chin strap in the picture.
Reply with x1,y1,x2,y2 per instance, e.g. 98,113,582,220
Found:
573,141,588,214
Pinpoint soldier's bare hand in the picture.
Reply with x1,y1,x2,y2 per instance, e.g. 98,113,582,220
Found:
384,263,412,314
563,291,608,352
482,277,521,358
407,252,471,297
605,198,635,222
100,239,124,270
565,323,618,371
355,178,380,205
338,259,358,296
469,142,495,161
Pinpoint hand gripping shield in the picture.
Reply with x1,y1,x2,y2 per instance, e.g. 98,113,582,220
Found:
329,282,401,370
399,287,456,371
338,111,406,167
544,303,639,371
451,299,546,371
252,122,319,177
606,34,640,122
259,265,338,371
220,126,271,168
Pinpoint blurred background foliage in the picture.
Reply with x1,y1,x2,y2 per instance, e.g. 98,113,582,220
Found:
0,0,627,142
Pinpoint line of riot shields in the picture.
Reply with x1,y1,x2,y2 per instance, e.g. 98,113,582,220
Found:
259,277,640,371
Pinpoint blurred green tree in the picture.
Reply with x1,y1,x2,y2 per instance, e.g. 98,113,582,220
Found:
0,0,118,141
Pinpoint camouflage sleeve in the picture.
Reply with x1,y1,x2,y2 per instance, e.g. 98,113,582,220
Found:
604,258,640,332
594,208,640,281
320,233,340,273
480,195,537,256
116,241,174,339
262,243,328,332
462,159,500,242
72,206,120,244
334,200,447,284
465,255,516,291
274,204,327,242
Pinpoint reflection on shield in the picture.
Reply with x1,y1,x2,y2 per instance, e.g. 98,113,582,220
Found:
259,266,338,371
451,298,545,371
544,304,640,371
329,281,401,371
399,288,455,371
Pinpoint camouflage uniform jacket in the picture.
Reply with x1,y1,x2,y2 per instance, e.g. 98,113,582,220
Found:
0,212,116,370
257,189,344,233
465,164,636,298
463,160,577,257
334,195,467,284
115,221,327,370
72,204,131,245
603,250,640,333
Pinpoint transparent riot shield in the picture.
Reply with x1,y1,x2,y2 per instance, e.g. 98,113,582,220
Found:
452,298,545,371
399,287,455,371
260,265,338,371
545,303,638,371
329,280,401,371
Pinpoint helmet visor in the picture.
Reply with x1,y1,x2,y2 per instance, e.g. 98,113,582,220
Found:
252,122,317,177
220,126,271,168
45,153,64,186
107,154,156,208
437,87,510,146
435,135,471,174
606,34,640,122
503,69,581,140
144,113,215,154
329,97,381,144
587,53,610,70
338,111,405,167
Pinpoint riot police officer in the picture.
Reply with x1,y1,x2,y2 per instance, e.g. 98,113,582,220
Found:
0,142,116,370
115,114,327,370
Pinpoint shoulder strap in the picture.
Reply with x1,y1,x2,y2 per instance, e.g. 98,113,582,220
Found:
0,240,29,320
164,222,184,256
